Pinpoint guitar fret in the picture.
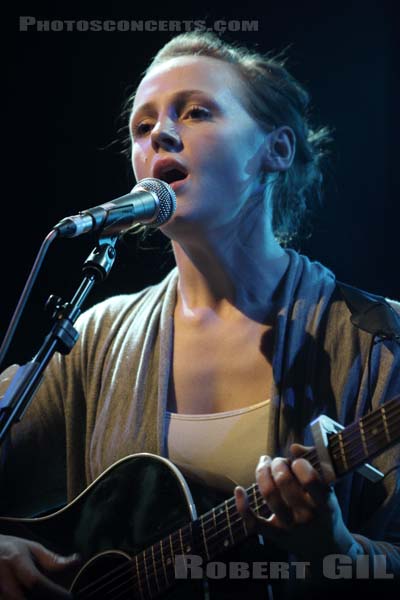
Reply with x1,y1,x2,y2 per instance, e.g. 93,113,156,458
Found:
252,485,258,513
188,522,194,552
337,431,348,471
134,554,145,600
159,538,169,587
251,485,269,519
359,409,388,456
212,507,217,530
182,523,192,553
168,534,174,570
179,527,185,555
242,512,248,536
381,406,391,442
151,545,160,593
202,504,223,557
225,500,234,546
142,548,152,597
200,514,210,559
215,505,229,555
359,420,369,456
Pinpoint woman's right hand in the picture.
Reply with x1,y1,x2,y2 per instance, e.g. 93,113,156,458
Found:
0,534,80,599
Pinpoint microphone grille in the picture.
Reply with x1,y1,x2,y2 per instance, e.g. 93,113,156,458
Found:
136,178,177,226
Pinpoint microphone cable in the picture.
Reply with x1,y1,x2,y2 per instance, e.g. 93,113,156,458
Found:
0,228,58,370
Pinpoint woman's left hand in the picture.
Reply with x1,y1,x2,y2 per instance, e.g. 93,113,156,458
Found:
234,444,357,561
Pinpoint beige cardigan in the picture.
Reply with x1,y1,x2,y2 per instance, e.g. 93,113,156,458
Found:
1,250,399,572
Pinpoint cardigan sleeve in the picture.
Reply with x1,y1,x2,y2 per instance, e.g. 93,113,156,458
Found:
0,287,158,517
0,272,176,518
314,297,400,577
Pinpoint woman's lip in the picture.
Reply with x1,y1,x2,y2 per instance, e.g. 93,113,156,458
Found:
169,174,190,191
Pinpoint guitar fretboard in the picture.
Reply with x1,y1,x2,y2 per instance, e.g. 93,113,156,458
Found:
331,396,400,475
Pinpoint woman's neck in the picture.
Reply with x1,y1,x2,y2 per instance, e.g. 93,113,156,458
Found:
171,221,289,324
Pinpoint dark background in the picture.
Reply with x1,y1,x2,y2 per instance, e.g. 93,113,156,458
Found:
2,0,399,366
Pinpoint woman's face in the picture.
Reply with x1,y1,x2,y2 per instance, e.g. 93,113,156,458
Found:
130,55,269,234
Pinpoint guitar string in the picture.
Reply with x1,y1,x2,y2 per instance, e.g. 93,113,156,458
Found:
337,409,399,447
92,510,255,600
76,421,396,600
329,412,400,460
329,398,399,445
326,405,399,462
74,432,391,600
330,422,400,474
74,444,310,599
74,516,199,599
329,412,400,468
74,426,393,600
73,529,179,599
74,489,263,599
73,512,216,597
77,448,321,597
75,496,260,599
328,401,399,452
89,573,138,600
74,401,399,598
76,474,290,598
76,401,399,597
76,500,252,600
81,503,272,600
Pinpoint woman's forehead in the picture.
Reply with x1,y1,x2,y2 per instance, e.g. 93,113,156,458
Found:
133,55,244,109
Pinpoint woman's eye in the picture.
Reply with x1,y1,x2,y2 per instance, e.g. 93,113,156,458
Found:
132,121,153,137
184,106,211,119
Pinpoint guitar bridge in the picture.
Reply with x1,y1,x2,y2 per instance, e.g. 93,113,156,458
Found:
310,415,384,484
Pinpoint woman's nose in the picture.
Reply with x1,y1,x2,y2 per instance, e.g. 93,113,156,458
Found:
151,117,182,152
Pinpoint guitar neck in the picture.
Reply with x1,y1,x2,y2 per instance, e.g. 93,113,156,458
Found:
328,395,400,476
131,396,400,597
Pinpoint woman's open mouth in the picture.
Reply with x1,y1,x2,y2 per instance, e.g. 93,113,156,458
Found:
153,160,189,191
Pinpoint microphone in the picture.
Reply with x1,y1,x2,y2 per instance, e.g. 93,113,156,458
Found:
54,178,176,238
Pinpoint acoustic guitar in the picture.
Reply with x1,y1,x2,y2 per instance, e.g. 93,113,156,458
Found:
0,396,399,598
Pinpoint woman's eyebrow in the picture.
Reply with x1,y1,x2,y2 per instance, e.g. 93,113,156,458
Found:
131,89,218,119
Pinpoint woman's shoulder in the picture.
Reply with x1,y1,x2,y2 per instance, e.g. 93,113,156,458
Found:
76,268,178,332
320,281,400,393
331,280,400,338
286,249,400,337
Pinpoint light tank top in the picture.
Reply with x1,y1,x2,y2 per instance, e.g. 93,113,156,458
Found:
165,399,270,488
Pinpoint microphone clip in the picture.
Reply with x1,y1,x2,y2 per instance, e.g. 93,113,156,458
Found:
82,235,118,282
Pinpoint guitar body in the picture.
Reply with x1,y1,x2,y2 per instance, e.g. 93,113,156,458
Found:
0,454,210,598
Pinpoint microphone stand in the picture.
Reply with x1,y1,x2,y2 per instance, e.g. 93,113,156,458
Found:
0,234,118,446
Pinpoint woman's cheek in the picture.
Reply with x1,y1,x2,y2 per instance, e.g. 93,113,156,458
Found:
131,148,147,181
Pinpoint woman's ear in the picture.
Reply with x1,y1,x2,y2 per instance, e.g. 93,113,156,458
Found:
264,126,296,172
